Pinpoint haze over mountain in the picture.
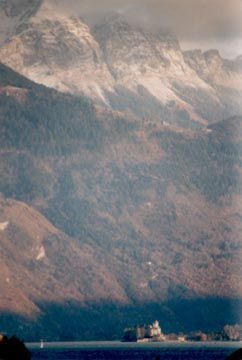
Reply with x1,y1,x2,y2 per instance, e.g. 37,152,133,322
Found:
0,0,242,341
0,0,241,126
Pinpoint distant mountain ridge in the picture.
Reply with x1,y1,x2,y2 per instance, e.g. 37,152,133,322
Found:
0,1,241,126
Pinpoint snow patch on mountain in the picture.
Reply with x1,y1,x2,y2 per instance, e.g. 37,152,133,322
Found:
0,6,241,124
36,244,45,261
0,221,9,231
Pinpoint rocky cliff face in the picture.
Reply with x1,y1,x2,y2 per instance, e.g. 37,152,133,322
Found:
93,14,225,124
0,1,114,100
0,0,41,44
184,49,242,87
0,3,241,125
184,49,242,117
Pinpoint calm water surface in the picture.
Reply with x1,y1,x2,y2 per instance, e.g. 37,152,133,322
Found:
27,341,241,360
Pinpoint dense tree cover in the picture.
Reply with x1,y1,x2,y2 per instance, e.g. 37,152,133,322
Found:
0,64,104,155
0,64,33,89
0,152,54,200
1,62,242,320
152,125,241,201
0,63,107,200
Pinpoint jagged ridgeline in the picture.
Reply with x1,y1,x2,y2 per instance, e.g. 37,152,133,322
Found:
0,4,242,126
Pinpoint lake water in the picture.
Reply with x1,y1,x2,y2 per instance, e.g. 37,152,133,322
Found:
28,341,241,360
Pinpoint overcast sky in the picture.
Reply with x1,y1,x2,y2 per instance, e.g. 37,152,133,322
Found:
55,0,242,58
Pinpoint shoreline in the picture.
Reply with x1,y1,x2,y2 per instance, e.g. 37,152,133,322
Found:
26,340,242,349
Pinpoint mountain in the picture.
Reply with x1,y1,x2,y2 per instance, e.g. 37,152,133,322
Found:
1,0,242,341
0,0,115,101
0,1,241,126
0,195,127,312
0,0,41,45
184,49,242,120
0,195,132,341
1,63,242,339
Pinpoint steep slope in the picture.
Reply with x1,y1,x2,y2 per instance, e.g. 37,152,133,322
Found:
0,4,241,126
93,14,222,123
184,50,242,118
0,0,42,45
0,195,131,340
0,0,114,101
0,195,127,314
1,64,242,341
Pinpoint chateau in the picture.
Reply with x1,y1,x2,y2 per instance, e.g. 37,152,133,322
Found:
123,321,166,342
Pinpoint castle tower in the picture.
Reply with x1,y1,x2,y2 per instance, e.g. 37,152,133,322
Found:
152,320,162,336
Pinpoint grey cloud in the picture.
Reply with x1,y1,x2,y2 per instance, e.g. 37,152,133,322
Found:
56,0,242,39
53,0,242,56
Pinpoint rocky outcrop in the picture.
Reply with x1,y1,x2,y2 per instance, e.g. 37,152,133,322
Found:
0,0,42,45
183,48,242,88
0,3,241,124
0,10,114,99
183,48,242,120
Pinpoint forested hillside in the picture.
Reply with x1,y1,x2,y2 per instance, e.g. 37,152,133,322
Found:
1,63,242,340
